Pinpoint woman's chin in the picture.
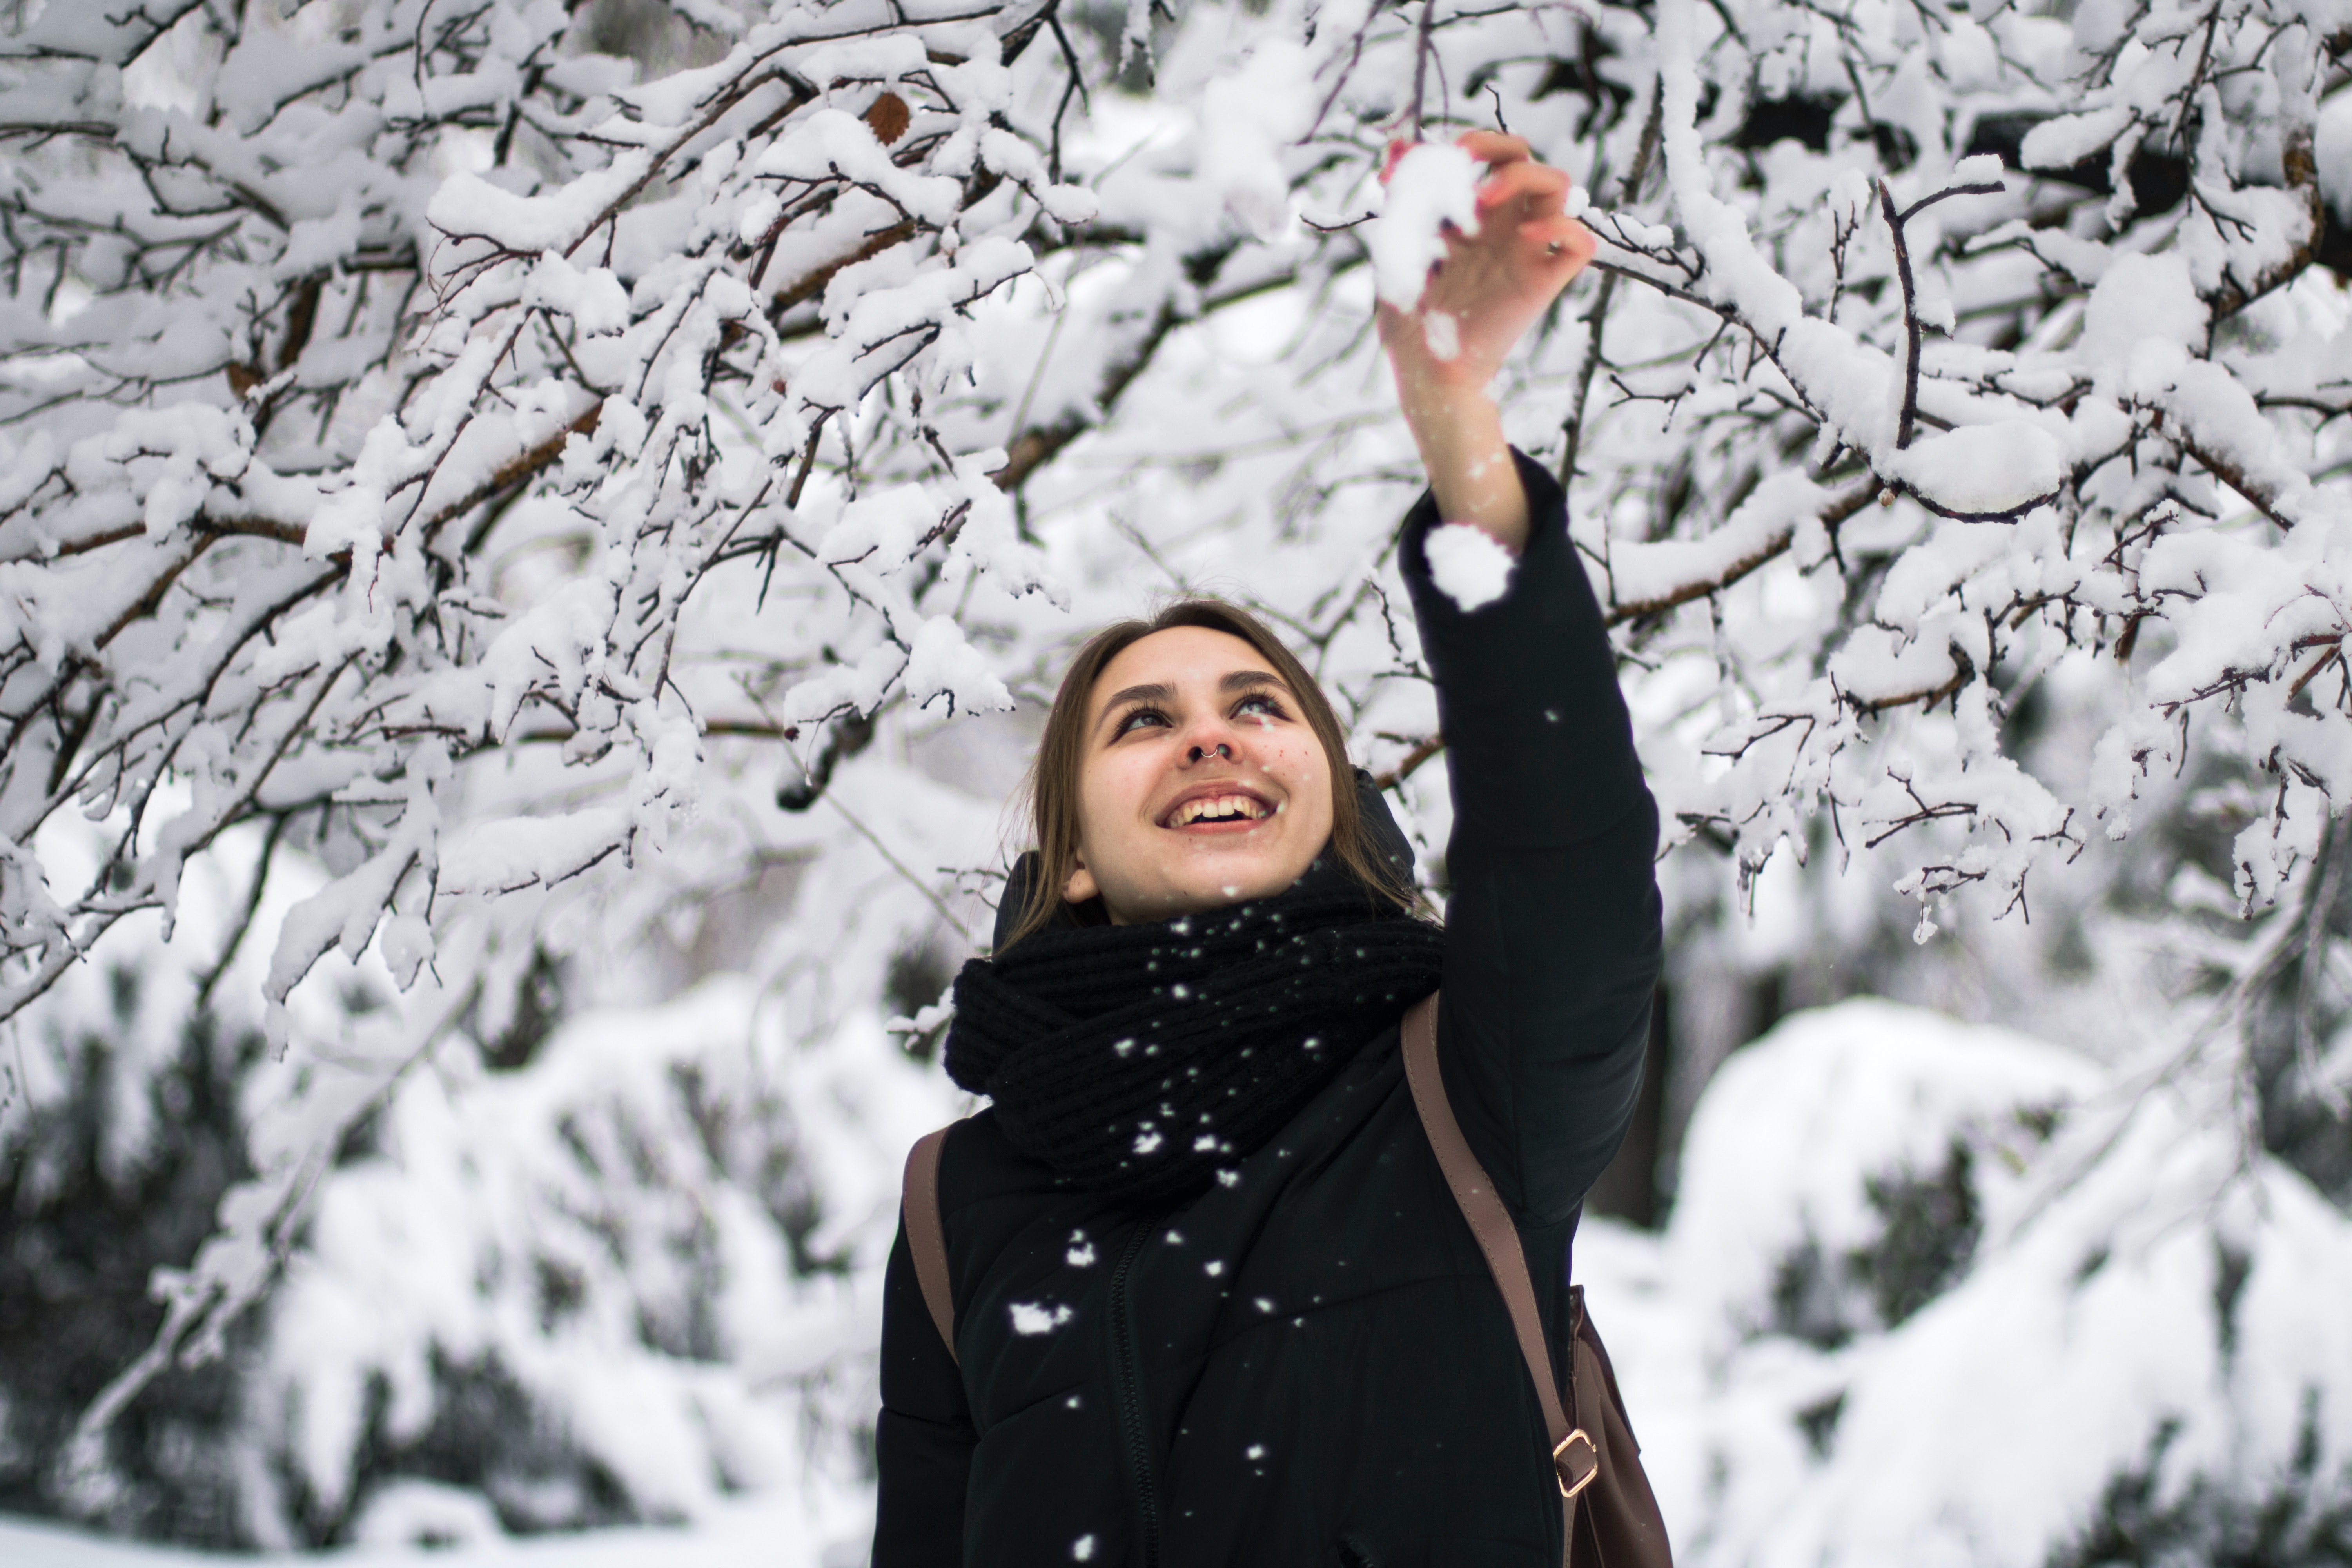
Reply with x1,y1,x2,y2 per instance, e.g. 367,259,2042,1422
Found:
1109,871,1289,922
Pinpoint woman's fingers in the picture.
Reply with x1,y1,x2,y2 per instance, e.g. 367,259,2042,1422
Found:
1476,159,1569,222
1455,129,1531,168
1521,215,1597,267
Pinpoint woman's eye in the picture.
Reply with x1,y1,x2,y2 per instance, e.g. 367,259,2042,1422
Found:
1234,694,1285,720
1116,708,1167,735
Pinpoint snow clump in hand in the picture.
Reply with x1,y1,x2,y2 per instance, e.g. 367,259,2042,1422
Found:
1370,142,1482,310
1425,522,1515,611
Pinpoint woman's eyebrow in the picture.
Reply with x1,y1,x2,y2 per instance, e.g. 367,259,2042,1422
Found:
1221,670,1289,695
1098,681,1174,721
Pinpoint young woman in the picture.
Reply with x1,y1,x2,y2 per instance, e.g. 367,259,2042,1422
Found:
873,134,1661,1566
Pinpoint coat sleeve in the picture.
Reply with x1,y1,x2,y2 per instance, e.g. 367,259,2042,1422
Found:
1400,448,1663,1226
871,1217,975,1566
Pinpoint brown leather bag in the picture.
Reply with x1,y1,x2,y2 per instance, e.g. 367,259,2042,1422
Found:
898,990,1672,1568
1398,993,1672,1568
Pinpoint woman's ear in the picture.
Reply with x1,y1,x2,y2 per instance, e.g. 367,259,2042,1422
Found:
1063,850,1099,905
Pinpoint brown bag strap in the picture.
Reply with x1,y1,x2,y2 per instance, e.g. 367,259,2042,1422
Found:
1401,993,1599,1511
902,1127,958,1365
1570,1292,1607,1441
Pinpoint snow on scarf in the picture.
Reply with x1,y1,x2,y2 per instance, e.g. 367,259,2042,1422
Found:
944,857,1444,1201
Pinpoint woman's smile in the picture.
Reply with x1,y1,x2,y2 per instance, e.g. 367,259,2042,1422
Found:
1160,785,1277,831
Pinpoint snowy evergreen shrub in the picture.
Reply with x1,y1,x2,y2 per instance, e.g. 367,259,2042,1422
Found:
2048,1408,2352,1568
1604,1001,2352,1568
1762,1133,1986,1348
0,994,256,1546
234,978,952,1547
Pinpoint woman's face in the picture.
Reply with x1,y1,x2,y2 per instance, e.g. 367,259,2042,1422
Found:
1063,626,1337,924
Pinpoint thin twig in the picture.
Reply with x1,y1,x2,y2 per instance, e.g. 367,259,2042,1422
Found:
1303,0,1394,143
194,813,290,1009
1877,178,1923,452
1408,0,1437,141
830,794,976,946
1561,92,1663,487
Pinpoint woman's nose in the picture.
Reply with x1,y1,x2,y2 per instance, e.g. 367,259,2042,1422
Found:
1177,711,1240,766
1176,706,1243,766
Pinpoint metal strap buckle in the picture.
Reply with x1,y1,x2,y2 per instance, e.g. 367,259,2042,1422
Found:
1553,1428,1599,1500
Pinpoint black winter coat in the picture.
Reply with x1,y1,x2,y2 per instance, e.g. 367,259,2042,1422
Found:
873,453,1662,1567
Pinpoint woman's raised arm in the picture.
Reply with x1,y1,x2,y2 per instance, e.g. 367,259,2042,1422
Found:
1400,453,1661,1223
1384,135,1661,1224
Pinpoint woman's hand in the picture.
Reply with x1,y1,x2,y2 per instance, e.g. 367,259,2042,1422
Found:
1378,132,1595,554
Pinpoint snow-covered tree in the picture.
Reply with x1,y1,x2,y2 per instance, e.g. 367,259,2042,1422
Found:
5,0,2352,1552
1,0,1084,1524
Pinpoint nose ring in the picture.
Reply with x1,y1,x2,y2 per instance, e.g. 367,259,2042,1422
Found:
1188,742,1233,763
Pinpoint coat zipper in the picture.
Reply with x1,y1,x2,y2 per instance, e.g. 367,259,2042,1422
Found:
1108,1218,1163,1566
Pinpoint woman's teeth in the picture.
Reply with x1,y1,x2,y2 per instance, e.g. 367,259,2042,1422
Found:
1171,794,1269,826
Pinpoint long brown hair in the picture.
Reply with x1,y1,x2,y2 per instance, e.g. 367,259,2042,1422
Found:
1003,599,1410,948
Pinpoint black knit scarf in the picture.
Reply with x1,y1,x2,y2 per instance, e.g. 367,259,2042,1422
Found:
945,805,1445,1201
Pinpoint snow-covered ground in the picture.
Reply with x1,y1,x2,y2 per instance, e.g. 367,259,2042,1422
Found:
0,1493,874,1568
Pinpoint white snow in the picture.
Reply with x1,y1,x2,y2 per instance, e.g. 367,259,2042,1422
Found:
1883,423,2066,515
1423,521,1516,611
1009,1301,1074,1335
1665,999,2101,1351
1420,309,1461,361
349,1483,505,1552
1,1494,874,1568
1368,142,1482,310
1609,472,1832,608
1195,41,1315,239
